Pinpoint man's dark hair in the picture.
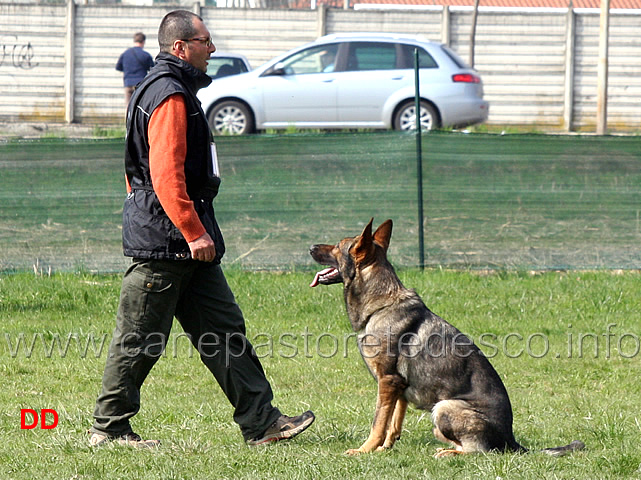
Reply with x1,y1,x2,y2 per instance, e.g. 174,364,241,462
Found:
158,10,202,53
133,32,146,44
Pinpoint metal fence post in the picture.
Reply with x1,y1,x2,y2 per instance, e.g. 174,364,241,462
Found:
415,48,425,270
64,0,75,124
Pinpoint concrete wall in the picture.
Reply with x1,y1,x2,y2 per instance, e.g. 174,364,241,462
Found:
0,2,639,131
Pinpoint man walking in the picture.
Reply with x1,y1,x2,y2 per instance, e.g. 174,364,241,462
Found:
90,10,314,448
116,32,155,105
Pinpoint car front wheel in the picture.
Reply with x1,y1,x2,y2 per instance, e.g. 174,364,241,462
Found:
393,100,439,132
208,100,255,135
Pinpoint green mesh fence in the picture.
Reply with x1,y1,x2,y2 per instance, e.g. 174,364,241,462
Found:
1,132,640,273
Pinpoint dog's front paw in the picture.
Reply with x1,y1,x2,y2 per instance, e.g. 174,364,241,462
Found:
376,445,391,452
345,448,364,456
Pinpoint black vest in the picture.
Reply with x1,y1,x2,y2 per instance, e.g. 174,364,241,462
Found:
122,53,225,262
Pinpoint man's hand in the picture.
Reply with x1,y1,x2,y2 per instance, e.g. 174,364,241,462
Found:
188,233,216,262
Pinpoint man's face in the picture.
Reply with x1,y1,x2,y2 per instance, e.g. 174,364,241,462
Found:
177,18,216,73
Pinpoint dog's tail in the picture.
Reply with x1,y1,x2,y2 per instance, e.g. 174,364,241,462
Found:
541,440,586,457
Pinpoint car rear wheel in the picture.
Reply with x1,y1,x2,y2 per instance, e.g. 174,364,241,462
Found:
208,100,255,135
394,100,439,132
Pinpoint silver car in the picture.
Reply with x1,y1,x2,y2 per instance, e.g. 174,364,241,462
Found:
198,33,488,134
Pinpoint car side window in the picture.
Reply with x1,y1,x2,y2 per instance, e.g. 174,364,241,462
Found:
280,44,339,75
399,45,439,69
345,42,399,71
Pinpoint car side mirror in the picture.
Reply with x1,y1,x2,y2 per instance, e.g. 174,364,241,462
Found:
266,62,287,76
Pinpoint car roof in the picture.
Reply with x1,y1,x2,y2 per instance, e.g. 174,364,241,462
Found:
316,32,435,45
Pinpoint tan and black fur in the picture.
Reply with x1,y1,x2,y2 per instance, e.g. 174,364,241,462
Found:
310,219,585,457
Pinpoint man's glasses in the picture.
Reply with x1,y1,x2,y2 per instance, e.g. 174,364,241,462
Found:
182,36,213,48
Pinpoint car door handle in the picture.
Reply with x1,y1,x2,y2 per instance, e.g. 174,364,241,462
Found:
322,78,335,83
391,76,405,80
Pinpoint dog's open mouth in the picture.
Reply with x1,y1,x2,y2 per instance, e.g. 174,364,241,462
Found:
309,267,342,287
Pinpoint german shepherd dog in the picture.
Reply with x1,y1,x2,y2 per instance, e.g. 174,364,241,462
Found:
310,219,585,457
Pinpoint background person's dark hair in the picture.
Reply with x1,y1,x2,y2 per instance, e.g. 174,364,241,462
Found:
158,10,201,53
133,32,146,44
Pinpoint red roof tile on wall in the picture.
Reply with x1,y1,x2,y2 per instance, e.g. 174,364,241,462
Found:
301,0,641,8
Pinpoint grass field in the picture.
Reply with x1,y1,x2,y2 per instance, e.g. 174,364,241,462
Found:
2,269,640,479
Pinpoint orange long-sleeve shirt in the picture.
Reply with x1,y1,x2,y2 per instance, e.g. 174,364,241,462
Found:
146,94,206,243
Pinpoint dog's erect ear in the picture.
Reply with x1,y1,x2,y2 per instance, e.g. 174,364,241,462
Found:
373,219,393,252
352,218,374,262
361,218,374,240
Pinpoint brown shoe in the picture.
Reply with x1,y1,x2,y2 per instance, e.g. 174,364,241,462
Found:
247,411,315,446
89,431,160,448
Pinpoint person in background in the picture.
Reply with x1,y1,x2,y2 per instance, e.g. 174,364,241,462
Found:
89,10,314,448
116,32,155,106
320,47,337,73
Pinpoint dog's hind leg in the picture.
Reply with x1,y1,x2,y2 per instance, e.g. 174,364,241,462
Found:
433,423,464,458
346,374,405,455
431,399,492,457
378,397,408,451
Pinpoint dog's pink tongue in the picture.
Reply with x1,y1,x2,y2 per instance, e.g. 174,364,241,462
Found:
310,268,334,287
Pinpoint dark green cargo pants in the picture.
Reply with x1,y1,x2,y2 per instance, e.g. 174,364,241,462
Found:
91,258,281,441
